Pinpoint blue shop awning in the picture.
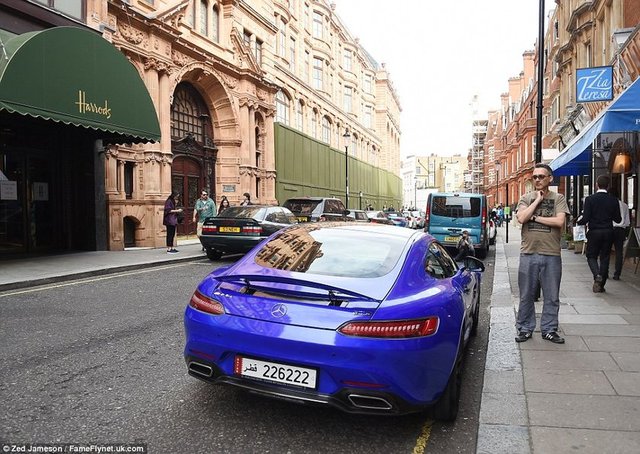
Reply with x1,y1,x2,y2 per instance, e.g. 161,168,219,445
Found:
549,77,640,176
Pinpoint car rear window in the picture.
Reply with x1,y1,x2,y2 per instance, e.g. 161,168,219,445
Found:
254,225,405,278
282,200,321,214
431,196,481,218
217,206,266,220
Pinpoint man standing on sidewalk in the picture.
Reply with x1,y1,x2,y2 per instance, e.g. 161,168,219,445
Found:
193,190,217,251
577,175,621,292
609,188,630,281
514,163,570,344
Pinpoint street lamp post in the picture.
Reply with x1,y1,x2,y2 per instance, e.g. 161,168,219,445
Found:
359,191,363,210
343,129,351,209
414,178,418,209
494,161,500,206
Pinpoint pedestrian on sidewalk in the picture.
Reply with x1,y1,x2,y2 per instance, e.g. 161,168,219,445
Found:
454,230,475,261
577,175,621,292
163,190,183,253
240,192,253,206
219,195,231,213
514,163,570,344
193,190,217,251
609,188,630,281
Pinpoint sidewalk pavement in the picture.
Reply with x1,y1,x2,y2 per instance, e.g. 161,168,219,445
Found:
0,238,207,291
1,230,639,453
477,224,640,454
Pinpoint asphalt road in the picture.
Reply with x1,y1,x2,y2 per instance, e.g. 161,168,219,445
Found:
0,250,494,454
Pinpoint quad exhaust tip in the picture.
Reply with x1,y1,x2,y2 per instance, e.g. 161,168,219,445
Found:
188,361,213,378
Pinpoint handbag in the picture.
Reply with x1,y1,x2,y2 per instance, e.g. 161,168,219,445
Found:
572,225,586,242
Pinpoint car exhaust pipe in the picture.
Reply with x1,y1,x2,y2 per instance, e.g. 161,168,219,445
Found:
347,394,393,410
188,361,213,378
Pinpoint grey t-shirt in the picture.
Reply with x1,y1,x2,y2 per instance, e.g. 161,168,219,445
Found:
517,191,570,256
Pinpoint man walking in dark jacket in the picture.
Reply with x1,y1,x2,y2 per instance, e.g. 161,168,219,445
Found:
577,175,621,293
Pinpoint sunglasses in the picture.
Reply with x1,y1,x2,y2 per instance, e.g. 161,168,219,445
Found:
532,174,549,180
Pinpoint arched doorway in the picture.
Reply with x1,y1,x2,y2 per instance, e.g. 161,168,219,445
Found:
171,82,215,236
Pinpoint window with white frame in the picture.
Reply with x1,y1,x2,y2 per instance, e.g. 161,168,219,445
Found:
363,73,372,94
343,50,352,72
364,105,372,128
312,11,323,39
311,109,319,138
322,116,331,144
343,86,352,113
296,101,304,132
278,17,286,57
313,57,323,90
289,37,296,72
276,91,290,124
304,50,310,83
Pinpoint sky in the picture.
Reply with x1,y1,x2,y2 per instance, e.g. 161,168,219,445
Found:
333,0,548,158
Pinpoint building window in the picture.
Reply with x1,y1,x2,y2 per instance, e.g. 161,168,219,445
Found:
276,91,290,125
304,50,310,83
363,73,372,94
312,11,323,39
311,109,318,138
289,37,296,72
364,105,372,128
343,50,352,72
254,39,263,65
199,0,208,35
186,0,195,27
171,83,208,142
343,86,352,113
34,0,84,20
322,116,331,144
124,162,135,199
278,17,286,57
313,57,323,90
296,101,304,132
211,5,219,42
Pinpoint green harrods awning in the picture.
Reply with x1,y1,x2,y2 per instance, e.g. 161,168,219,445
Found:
0,26,161,143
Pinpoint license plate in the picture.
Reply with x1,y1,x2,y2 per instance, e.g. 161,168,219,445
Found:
234,356,317,389
296,216,309,223
444,236,459,243
219,226,240,233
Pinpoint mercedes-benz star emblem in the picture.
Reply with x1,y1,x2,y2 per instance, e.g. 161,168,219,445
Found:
271,303,287,318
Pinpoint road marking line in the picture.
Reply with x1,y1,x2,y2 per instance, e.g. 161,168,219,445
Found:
0,263,192,298
412,419,433,454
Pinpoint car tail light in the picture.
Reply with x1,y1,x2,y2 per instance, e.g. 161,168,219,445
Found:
338,317,439,338
481,205,487,227
242,225,262,235
202,225,218,234
189,289,224,315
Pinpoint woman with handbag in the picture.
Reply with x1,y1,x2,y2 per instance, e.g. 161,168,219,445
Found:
163,191,183,253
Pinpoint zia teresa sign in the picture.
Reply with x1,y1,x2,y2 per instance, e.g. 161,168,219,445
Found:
576,66,613,102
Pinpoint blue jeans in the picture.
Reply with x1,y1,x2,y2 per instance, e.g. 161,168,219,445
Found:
516,253,562,335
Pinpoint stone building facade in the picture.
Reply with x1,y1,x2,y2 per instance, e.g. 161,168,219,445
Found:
0,0,401,254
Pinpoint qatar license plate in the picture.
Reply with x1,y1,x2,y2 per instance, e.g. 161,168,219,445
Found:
234,356,317,389
444,236,459,243
219,226,240,233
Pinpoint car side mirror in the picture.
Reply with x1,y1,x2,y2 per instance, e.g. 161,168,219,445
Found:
462,256,485,272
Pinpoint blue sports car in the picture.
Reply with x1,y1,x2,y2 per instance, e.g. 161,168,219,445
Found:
184,222,484,419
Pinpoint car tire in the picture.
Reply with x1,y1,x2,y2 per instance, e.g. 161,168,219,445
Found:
205,248,223,261
475,244,488,260
432,349,462,422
